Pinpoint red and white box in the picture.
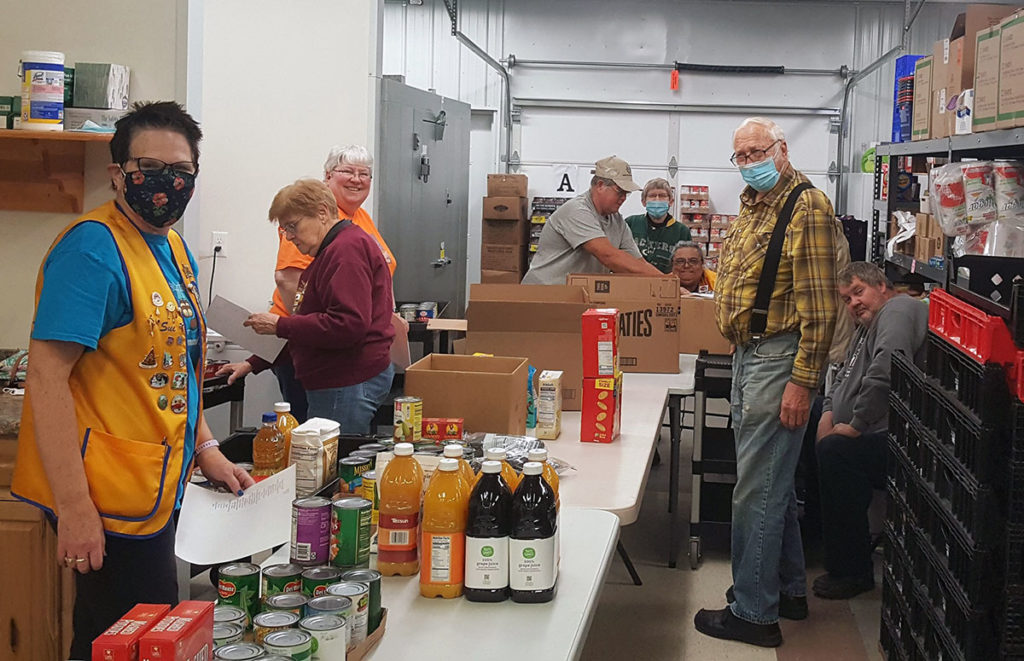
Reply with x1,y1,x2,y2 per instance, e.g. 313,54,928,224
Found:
139,601,214,661
581,373,623,443
93,604,170,661
581,308,619,378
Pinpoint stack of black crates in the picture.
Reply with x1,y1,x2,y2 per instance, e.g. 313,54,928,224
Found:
881,287,1024,660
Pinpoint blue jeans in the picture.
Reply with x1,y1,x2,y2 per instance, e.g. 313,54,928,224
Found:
305,364,394,434
729,332,808,625
272,357,308,422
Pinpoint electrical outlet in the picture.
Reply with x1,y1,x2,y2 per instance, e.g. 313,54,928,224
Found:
210,231,228,258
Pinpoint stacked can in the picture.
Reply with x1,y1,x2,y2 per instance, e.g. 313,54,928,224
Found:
393,396,422,443
341,568,383,634
300,615,348,659
217,563,261,626
330,497,372,569
301,566,344,598
261,563,303,603
327,581,369,646
291,497,332,566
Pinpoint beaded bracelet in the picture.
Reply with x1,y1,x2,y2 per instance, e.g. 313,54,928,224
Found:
196,439,220,455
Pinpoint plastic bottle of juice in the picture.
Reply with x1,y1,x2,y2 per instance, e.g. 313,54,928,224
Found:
378,442,424,577
420,458,468,598
464,460,512,602
274,401,299,465
475,447,520,491
252,412,286,479
527,448,559,510
443,444,474,490
510,462,557,603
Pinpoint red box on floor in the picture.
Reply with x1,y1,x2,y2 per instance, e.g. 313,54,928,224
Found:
581,373,622,443
93,604,171,661
581,308,619,378
139,601,214,661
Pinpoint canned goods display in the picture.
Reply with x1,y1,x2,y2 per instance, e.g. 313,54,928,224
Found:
340,568,382,634
213,642,265,660
331,497,371,568
300,614,348,660
212,622,244,647
358,442,388,453
360,470,379,527
338,456,371,495
263,629,314,660
325,581,368,645
301,566,344,598
213,605,248,629
262,563,303,602
291,497,332,566
348,449,378,469
399,303,418,321
264,591,309,616
217,562,261,624
253,610,300,645
306,594,352,618
393,396,422,443
417,301,437,319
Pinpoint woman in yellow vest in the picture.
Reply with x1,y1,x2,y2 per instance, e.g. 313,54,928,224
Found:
10,101,254,658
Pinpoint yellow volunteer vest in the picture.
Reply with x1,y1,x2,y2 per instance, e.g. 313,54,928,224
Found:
12,201,206,537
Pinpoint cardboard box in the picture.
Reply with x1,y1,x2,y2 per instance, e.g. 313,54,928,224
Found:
915,212,944,240
535,370,563,440
975,23,1004,131
480,243,526,272
999,11,1024,129
912,56,933,140
139,601,214,661
480,269,523,284
678,295,732,355
73,62,130,110
405,354,529,435
483,196,528,221
63,107,127,131
93,604,171,661
581,308,619,378
931,37,965,139
466,284,592,411
956,4,1019,78
581,373,622,444
566,274,681,374
481,217,529,245
955,88,975,134
487,173,528,197
422,417,464,442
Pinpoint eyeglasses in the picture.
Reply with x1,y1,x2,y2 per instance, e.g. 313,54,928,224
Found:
280,218,304,236
124,157,198,176
672,257,703,267
332,167,372,181
730,140,781,166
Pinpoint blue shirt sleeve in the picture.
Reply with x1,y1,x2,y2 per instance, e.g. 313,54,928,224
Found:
32,222,132,349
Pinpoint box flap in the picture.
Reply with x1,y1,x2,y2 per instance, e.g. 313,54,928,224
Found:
470,283,590,303
567,273,680,301
406,353,528,375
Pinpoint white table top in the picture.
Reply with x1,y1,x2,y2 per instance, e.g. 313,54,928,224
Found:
261,507,620,661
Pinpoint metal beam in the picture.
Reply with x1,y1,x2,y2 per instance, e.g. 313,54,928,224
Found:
504,55,845,77
513,97,840,116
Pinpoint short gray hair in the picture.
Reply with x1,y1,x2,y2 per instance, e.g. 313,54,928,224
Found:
672,241,704,259
323,145,373,175
641,178,673,203
590,175,616,189
733,117,786,142
838,261,891,289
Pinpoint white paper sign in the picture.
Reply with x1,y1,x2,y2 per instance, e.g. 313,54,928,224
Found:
552,164,580,196
175,465,295,565
205,295,287,363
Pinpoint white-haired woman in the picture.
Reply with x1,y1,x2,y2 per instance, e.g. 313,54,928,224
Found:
624,177,691,273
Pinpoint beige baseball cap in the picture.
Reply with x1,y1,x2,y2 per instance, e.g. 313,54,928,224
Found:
592,155,641,192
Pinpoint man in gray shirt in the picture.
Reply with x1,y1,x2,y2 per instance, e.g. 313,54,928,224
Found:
814,262,927,599
522,155,663,285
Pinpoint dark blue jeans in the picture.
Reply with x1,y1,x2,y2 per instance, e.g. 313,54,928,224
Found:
272,358,308,422
306,364,394,434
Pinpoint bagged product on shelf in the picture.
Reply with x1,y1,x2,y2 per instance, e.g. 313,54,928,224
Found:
962,162,998,225
885,211,918,258
929,162,968,234
995,161,1024,224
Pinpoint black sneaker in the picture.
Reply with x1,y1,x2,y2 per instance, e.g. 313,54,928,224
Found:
812,573,874,599
725,585,808,620
694,607,783,648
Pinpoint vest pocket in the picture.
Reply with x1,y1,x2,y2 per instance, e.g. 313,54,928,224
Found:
81,429,171,521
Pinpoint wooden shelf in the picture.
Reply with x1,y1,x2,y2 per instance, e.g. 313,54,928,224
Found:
0,129,112,213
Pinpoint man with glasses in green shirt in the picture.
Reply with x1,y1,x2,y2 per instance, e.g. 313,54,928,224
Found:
625,178,692,273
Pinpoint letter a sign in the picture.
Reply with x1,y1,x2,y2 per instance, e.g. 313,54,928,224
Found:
552,164,578,195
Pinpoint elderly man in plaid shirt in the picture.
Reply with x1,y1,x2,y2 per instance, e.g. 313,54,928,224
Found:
695,117,839,648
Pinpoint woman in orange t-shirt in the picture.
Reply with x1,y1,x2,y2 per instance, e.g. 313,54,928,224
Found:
219,146,400,420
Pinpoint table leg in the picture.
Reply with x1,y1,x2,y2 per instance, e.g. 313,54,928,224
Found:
229,400,244,435
668,394,682,569
616,540,643,586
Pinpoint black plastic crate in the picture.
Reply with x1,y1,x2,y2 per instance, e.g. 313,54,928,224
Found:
1008,525,1024,589
892,351,927,424
886,485,916,550
1003,589,1024,657
1015,281,1024,350
882,568,929,661
927,378,1007,486
925,331,1011,426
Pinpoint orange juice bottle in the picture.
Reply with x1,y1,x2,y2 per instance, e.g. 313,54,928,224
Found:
482,447,521,491
443,444,474,491
252,412,286,479
528,448,560,510
420,458,468,598
378,442,423,576
274,401,299,464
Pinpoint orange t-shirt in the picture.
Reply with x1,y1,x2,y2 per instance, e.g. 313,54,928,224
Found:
269,207,397,317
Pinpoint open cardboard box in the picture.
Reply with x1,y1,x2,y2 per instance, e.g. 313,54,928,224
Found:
349,608,387,661
678,294,732,355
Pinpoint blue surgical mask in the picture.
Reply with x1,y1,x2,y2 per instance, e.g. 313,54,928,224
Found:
740,158,780,192
646,200,670,218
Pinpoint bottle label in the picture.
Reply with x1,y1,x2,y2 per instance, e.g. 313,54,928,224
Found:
421,532,465,584
510,537,556,591
465,536,509,589
378,512,419,563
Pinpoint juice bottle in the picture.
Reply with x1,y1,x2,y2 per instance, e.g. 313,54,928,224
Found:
274,401,299,465
464,460,512,602
443,444,474,490
510,462,557,603
476,447,520,491
420,458,468,598
252,412,286,479
527,448,559,510
378,442,423,577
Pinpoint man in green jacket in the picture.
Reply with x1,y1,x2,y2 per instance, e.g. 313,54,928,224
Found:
625,177,692,273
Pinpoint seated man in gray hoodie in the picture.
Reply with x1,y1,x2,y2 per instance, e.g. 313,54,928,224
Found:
813,262,927,599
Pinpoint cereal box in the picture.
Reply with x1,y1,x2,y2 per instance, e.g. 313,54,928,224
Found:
581,308,619,378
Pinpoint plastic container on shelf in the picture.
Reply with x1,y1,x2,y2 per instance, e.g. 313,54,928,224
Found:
18,50,65,132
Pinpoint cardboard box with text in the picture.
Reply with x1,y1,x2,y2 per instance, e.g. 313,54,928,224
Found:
487,173,528,197
975,23,1004,131
912,56,933,141
139,601,213,661
581,308,619,378
93,604,171,661
999,11,1024,130
678,295,732,355
581,373,622,444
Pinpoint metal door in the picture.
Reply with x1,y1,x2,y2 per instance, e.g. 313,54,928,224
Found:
376,79,471,316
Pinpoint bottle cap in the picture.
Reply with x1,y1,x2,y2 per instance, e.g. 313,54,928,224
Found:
484,447,507,461
274,401,291,413
394,442,414,456
438,458,459,472
481,460,501,474
523,461,543,476
443,444,464,458
261,412,277,424
527,448,548,462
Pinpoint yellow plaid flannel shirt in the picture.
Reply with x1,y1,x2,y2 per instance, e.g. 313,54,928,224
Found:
714,166,838,389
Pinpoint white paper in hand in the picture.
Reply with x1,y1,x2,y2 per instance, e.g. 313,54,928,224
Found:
175,465,295,565
205,295,287,363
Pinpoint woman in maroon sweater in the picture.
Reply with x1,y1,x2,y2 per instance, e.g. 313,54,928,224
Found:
237,179,395,432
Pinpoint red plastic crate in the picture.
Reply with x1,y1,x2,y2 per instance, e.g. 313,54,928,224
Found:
929,288,1017,365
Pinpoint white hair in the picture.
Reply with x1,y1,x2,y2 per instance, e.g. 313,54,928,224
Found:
323,145,373,175
733,117,786,142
